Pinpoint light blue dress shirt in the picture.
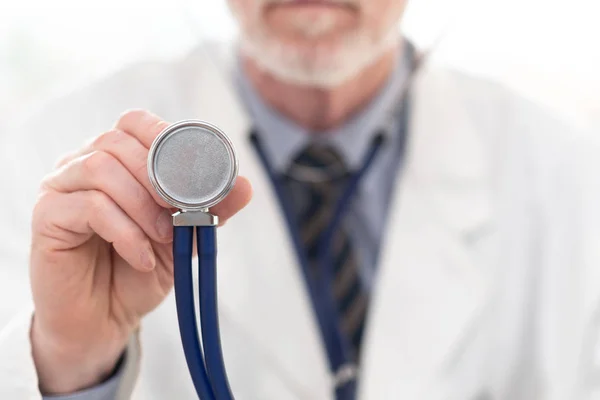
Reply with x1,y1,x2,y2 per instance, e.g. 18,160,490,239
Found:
45,44,411,400
235,49,411,291
42,369,121,400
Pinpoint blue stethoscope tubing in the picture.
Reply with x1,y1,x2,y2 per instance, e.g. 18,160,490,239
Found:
250,132,386,400
174,225,234,400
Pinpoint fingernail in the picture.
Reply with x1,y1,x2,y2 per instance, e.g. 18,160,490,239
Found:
156,210,173,241
141,247,156,270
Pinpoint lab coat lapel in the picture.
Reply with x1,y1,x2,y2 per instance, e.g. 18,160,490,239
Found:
188,47,332,398
360,66,494,399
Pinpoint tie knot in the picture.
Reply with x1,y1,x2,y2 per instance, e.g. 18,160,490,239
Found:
295,144,346,169
288,144,348,183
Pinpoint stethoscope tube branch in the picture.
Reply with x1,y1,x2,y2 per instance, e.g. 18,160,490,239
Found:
173,226,216,400
198,226,234,400
173,224,235,400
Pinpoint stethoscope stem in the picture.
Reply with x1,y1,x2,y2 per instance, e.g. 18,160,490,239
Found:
174,224,234,400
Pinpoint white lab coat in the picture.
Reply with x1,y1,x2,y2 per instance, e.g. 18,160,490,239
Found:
0,42,599,400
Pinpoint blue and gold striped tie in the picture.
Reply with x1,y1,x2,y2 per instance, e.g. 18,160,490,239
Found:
285,144,368,361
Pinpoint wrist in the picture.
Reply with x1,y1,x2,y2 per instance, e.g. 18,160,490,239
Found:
30,315,127,395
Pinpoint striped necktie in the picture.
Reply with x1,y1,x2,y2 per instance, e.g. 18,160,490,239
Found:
285,144,368,361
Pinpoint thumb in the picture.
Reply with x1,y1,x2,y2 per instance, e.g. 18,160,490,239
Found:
209,176,253,225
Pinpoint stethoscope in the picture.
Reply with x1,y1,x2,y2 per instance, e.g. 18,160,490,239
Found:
147,42,419,400
148,120,237,400
147,119,385,400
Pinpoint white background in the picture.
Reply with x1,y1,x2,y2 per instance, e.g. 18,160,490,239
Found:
1,0,599,130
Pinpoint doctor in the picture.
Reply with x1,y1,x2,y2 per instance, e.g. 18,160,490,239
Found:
1,0,599,399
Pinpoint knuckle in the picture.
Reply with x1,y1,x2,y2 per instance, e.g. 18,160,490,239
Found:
92,129,127,149
132,181,150,205
133,161,149,182
123,225,144,245
38,172,56,191
38,164,67,192
117,109,149,127
148,118,169,135
31,192,64,236
32,191,55,221
81,151,117,177
124,180,151,212
87,190,111,214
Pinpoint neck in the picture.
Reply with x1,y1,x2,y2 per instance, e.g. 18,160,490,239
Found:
242,46,399,132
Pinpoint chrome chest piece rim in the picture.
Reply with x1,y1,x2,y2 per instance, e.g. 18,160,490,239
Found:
147,120,238,211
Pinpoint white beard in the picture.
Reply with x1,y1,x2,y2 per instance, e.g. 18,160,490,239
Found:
231,4,400,88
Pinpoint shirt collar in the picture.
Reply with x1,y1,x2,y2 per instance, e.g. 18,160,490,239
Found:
234,44,410,172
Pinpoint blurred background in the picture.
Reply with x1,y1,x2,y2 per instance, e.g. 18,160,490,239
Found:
1,0,599,131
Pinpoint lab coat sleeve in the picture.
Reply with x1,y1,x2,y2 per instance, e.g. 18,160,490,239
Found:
0,307,42,399
0,306,141,400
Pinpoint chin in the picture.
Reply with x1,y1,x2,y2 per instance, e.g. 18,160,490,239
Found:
239,28,399,88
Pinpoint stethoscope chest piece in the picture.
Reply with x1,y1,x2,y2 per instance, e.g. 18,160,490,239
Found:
148,120,238,212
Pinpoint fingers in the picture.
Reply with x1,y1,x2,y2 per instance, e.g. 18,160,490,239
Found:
55,129,172,209
114,109,170,148
50,109,253,230
210,176,253,225
56,109,167,169
55,109,173,206
33,190,156,272
42,151,173,244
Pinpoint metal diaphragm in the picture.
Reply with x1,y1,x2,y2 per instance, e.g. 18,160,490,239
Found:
148,120,238,211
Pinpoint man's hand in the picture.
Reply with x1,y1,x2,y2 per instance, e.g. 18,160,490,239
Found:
29,110,252,395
